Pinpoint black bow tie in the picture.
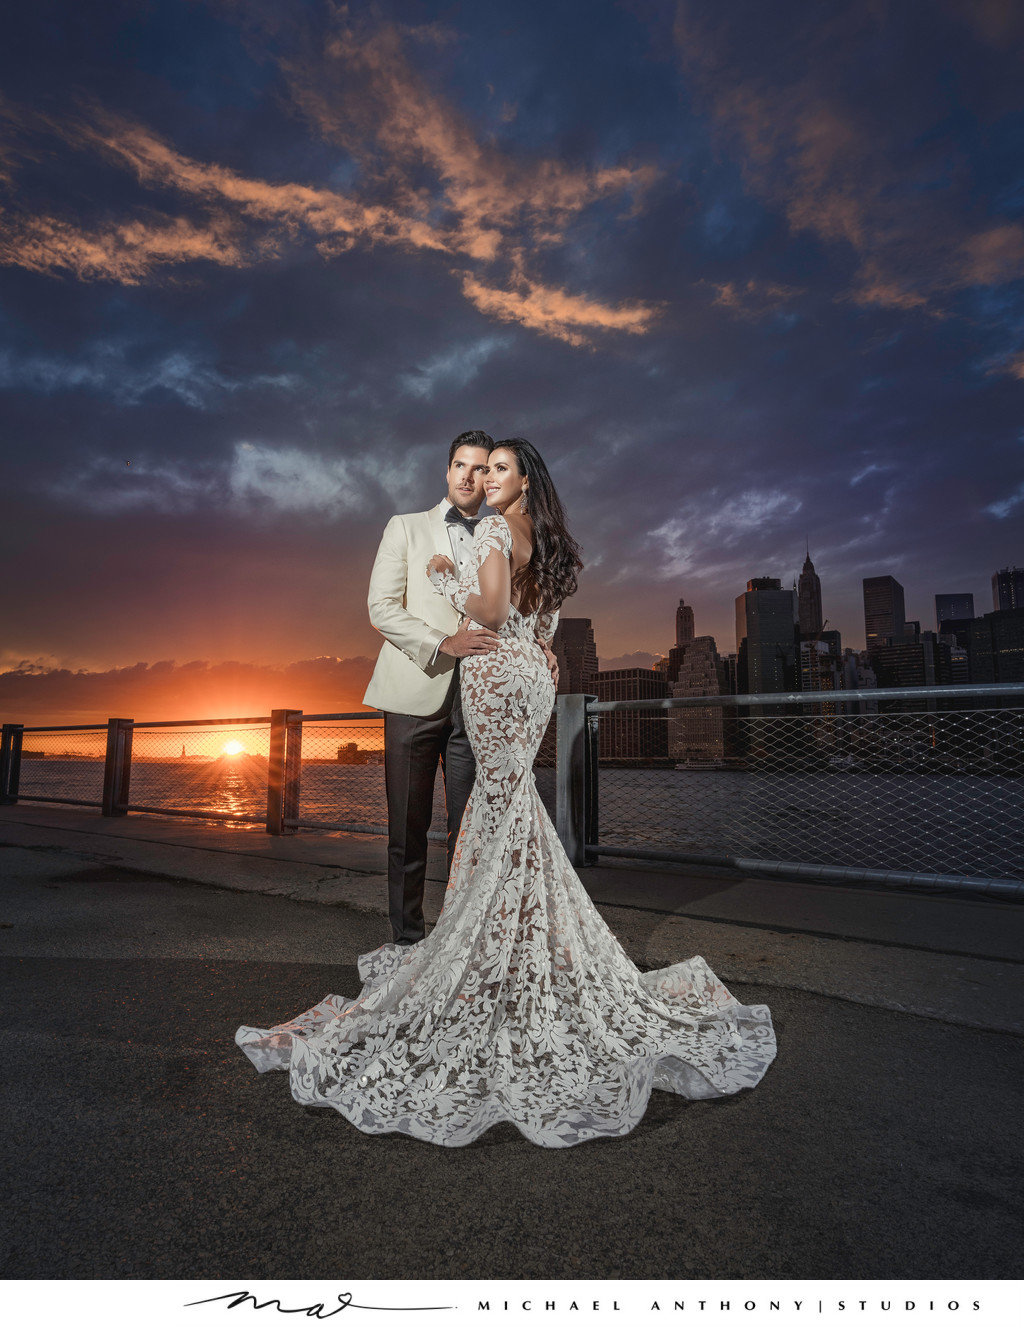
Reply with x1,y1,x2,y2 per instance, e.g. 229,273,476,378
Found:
445,507,481,534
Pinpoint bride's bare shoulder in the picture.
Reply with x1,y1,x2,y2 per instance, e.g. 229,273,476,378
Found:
500,511,533,539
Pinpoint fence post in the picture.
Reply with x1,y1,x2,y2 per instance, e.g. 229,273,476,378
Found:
267,710,287,834
101,718,134,816
267,709,302,835
556,694,592,867
282,711,303,834
584,698,599,862
1,724,24,804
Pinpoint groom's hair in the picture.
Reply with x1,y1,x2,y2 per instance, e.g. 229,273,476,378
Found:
448,430,494,465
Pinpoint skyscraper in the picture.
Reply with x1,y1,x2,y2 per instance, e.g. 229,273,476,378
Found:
935,593,974,630
665,645,688,683
535,618,599,770
594,668,669,761
675,599,695,648
863,575,907,648
552,618,598,696
798,550,823,638
870,638,952,696
735,578,798,694
992,567,1024,612
970,608,1024,683
668,636,730,764
799,639,843,693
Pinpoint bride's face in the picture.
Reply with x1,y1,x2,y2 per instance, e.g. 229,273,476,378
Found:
484,448,526,513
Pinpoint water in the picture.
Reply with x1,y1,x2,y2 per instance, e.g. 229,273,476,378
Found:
597,766,1024,880
17,759,1023,880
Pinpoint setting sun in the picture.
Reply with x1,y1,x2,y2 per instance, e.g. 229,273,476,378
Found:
222,740,246,756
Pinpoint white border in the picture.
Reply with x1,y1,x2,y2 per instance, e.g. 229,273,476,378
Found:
1,1279,1018,1330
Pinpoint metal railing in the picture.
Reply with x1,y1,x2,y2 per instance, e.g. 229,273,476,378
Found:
551,683,1024,900
0,706,558,844
3,684,1021,898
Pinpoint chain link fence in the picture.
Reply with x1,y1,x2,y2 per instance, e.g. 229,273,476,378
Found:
129,721,273,823
289,714,391,835
290,714,556,834
2,710,557,839
13,726,107,807
5,688,1020,893
590,691,1024,884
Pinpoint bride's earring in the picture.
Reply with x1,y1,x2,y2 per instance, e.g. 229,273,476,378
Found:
520,489,528,515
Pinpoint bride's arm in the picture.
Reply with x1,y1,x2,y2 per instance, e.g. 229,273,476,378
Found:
427,521,512,630
465,546,512,630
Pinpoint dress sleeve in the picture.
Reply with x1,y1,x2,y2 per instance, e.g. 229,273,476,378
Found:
536,607,559,645
427,517,513,629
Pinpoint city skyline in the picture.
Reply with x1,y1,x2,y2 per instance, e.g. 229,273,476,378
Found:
3,3,1024,722
603,556,1021,670
3,547,1020,723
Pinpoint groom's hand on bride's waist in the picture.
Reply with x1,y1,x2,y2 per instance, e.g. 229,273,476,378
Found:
439,625,500,658
540,642,559,687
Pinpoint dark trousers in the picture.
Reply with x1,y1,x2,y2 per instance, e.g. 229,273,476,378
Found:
384,680,476,945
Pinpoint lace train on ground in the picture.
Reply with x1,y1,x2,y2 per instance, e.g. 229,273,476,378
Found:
237,516,776,1146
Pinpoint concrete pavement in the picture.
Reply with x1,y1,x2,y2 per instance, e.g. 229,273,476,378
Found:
1,803,1023,1280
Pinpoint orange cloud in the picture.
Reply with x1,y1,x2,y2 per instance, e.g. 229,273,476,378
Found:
710,278,802,320
0,656,376,726
0,210,249,283
0,20,658,347
844,260,931,312
675,3,1024,313
71,111,438,253
461,273,656,347
291,21,659,259
986,350,1024,381
959,224,1024,285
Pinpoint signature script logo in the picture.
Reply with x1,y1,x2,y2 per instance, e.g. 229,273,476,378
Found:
186,1291,455,1319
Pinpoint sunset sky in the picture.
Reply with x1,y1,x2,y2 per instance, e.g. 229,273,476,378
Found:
2,0,1023,723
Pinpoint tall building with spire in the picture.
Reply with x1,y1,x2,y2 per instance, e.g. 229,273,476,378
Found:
798,549,823,638
675,599,695,648
657,598,698,684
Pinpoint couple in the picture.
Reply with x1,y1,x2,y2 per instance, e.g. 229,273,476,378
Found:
236,433,776,1148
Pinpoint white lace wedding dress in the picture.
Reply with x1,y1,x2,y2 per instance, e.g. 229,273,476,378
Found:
236,516,775,1146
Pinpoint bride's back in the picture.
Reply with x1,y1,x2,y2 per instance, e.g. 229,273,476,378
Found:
502,511,540,615
487,437,583,623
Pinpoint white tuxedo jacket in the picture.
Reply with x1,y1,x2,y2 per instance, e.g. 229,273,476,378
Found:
362,501,462,717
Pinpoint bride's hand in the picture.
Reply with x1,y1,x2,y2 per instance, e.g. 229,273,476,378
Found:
427,554,456,577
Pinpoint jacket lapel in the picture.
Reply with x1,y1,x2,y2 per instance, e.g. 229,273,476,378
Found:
427,500,450,555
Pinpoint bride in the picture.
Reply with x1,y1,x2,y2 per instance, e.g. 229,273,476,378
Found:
236,439,776,1147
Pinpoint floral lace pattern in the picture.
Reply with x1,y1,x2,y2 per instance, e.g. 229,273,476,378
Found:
237,515,776,1147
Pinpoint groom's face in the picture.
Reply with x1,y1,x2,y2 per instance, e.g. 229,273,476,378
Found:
446,445,490,514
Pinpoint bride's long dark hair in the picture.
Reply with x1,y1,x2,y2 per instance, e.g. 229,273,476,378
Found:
490,438,583,616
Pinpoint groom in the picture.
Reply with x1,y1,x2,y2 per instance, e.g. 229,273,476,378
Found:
363,430,500,946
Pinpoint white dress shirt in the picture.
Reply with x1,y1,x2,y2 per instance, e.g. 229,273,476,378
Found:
445,502,480,575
